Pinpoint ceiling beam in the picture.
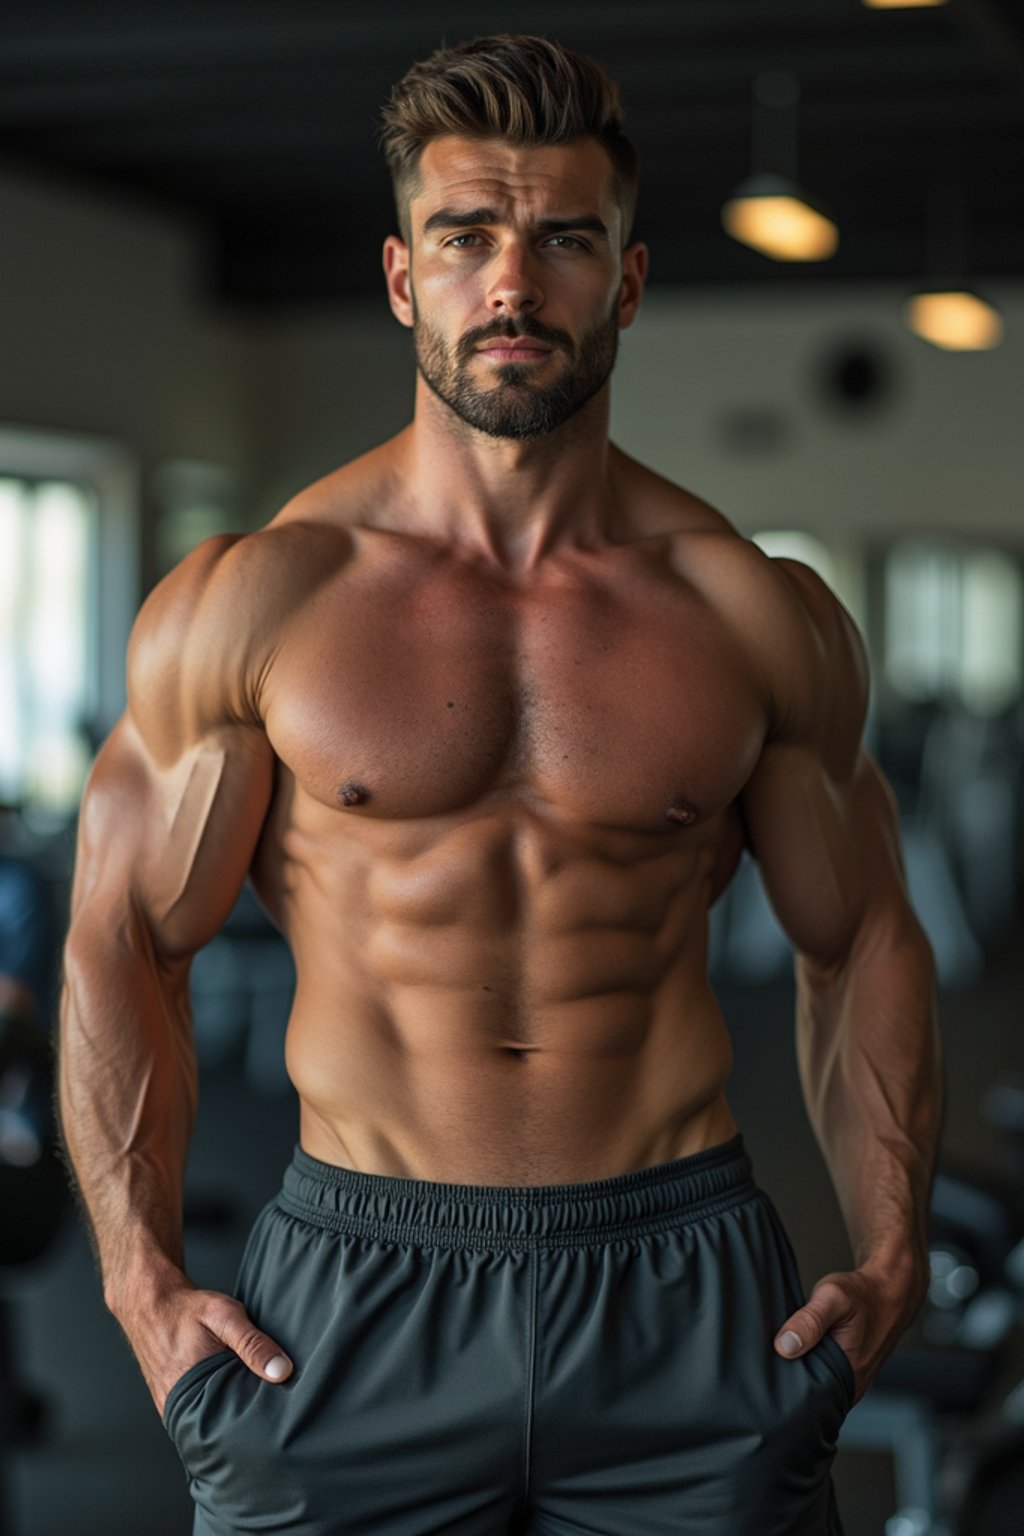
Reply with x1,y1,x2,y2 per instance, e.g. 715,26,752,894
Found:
956,0,1024,80
0,0,942,72
5,73,1019,160
0,35,978,127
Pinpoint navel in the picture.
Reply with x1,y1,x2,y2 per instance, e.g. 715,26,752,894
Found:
666,797,698,826
337,780,371,808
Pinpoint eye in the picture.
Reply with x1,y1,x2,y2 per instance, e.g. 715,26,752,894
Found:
447,233,483,248
544,234,587,250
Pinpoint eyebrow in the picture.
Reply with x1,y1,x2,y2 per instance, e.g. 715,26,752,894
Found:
421,206,609,241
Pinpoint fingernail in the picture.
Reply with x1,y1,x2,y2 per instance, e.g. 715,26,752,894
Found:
778,1331,803,1356
265,1355,290,1381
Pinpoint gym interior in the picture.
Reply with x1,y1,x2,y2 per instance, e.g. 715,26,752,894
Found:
1,6,1023,1535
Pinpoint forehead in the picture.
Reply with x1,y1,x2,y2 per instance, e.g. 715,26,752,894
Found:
411,135,619,229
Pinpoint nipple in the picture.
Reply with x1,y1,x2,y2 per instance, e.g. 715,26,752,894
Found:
666,797,698,826
337,780,371,807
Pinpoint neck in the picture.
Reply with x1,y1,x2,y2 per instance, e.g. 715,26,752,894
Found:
394,374,620,573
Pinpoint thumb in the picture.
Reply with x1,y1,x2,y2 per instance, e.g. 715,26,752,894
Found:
212,1299,294,1383
774,1306,825,1360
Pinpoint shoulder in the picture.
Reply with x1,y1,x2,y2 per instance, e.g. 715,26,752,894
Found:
689,537,869,763
764,557,869,758
125,534,262,762
615,456,870,763
126,518,357,759
610,450,825,641
126,441,401,730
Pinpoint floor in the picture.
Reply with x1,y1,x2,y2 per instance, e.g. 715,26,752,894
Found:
4,930,1023,1536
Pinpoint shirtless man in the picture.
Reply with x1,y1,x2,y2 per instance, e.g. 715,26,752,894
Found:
57,33,944,1536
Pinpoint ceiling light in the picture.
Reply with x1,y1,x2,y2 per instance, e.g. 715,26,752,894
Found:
862,2,948,10
723,72,838,264
905,164,1003,351
903,289,1003,351
722,173,838,262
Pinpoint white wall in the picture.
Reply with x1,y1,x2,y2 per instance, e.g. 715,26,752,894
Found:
0,164,260,496
612,284,1024,546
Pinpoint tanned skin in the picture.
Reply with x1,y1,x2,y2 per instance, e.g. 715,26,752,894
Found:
57,134,943,1423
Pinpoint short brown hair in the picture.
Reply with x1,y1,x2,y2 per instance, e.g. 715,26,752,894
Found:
377,33,640,245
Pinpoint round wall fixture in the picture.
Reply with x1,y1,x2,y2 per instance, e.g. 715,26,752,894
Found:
813,336,898,417
717,403,793,456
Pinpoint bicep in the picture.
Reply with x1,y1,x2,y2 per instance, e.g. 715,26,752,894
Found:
72,713,274,962
70,535,275,961
738,555,913,967
739,737,910,968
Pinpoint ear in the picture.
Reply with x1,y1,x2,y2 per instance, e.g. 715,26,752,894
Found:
383,235,414,328
617,241,649,331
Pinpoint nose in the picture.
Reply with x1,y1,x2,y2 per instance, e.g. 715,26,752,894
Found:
486,238,544,317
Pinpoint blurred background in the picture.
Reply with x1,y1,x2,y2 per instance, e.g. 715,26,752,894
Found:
1,2,1023,1533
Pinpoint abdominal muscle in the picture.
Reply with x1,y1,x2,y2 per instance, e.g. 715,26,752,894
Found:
261,804,741,1188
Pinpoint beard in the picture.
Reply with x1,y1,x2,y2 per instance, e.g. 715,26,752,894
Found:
412,296,620,441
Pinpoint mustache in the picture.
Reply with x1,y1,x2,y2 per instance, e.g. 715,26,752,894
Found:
458,317,572,360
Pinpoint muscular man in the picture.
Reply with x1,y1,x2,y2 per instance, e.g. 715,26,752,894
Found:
57,33,944,1536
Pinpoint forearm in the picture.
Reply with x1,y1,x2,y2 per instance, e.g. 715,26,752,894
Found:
795,908,944,1287
57,910,198,1316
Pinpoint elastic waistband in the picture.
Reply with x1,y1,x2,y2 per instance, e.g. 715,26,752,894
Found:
275,1133,757,1252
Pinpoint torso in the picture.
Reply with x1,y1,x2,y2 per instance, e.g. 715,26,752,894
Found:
244,446,780,1184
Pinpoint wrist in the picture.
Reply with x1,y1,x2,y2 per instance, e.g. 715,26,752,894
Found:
103,1246,189,1321
857,1242,930,1310
857,1232,928,1278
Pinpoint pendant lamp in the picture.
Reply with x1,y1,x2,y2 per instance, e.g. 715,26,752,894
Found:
905,159,1003,350
722,71,838,262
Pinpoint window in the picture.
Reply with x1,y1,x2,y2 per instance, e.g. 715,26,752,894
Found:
0,477,98,812
0,425,139,820
884,540,1023,714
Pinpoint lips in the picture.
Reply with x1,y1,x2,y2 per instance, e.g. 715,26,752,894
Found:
476,339,552,359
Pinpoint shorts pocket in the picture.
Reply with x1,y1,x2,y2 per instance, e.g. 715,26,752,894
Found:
817,1332,856,1412
161,1349,236,1437
755,1189,855,1421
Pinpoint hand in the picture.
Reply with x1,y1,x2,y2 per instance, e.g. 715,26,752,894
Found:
115,1269,294,1418
773,1260,928,1406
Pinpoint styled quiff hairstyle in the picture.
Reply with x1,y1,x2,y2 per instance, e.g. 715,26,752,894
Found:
378,33,640,246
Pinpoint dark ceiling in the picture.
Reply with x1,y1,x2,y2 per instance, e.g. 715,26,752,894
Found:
2,0,1023,311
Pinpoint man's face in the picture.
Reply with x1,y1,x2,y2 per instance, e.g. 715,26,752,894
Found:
385,136,646,441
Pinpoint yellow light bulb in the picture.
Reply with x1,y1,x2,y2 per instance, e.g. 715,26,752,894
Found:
904,291,1003,350
722,192,838,262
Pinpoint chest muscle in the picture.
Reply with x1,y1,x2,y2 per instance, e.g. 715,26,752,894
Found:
262,548,767,832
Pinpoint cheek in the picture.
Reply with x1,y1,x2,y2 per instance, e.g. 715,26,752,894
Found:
557,265,621,317
415,259,481,301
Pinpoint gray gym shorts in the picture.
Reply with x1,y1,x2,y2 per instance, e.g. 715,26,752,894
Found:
162,1133,855,1534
